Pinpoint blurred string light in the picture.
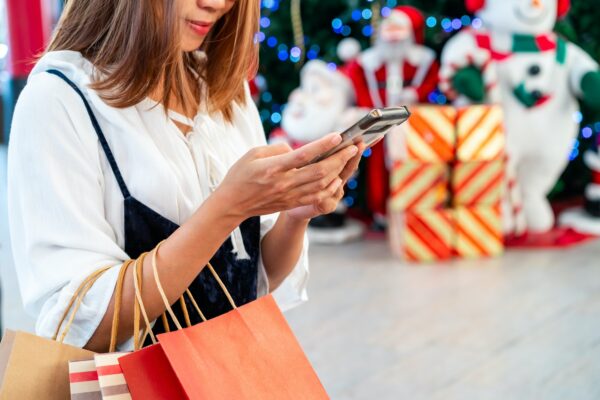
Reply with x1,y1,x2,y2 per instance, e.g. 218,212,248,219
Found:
257,0,484,128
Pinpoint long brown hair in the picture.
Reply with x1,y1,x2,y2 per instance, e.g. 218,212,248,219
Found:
47,0,259,121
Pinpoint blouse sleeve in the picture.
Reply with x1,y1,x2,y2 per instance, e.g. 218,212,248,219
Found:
7,73,128,347
241,83,310,311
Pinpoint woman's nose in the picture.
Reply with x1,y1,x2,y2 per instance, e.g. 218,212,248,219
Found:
198,0,227,12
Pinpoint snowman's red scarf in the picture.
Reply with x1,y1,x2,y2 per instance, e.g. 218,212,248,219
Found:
469,29,563,62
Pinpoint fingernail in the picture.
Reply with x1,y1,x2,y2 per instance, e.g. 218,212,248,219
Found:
349,146,358,155
331,134,342,145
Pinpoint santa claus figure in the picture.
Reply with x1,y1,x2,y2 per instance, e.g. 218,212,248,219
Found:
270,60,365,243
338,6,439,226
440,0,600,237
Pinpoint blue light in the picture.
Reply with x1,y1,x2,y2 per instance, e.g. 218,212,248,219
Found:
386,0,397,7
426,16,437,28
573,111,583,124
277,43,288,52
472,18,483,29
327,62,337,71
341,25,352,36
461,15,472,26
343,196,355,207
381,7,391,17
254,32,266,43
261,92,272,103
348,179,358,190
428,92,437,103
583,127,593,139
595,122,600,132
362,9,373,19
259,109,270,121
290,47,302,58
262,0,275,9
363,148,372,157
271,112,282,124
332,18,343,30
307,50,318,60
310,44,321,53
267,37,277,47
278,50,289,61
441,18,452,30
260,17,271,28
451,19,462,30
362,25,373,37
352,10,362,21
437,94,447,104
569,148,579,161
290,55,301,63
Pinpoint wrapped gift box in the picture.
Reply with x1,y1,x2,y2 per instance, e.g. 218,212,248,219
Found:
451,160,504,207
389,105,457,162
453,204,503,258
389,208,455,263
389,161,450,211
456,105,505,162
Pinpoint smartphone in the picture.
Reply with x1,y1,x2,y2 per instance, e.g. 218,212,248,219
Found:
310,106,411,164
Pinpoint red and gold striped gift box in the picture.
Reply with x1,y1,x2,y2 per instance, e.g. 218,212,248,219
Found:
402,106,457,162
451,160,504,206
389,161,450,211
388,209,455,262
453,204,503,258
456,105,505,161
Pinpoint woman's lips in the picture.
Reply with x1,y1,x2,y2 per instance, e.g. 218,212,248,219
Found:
187,20,213,36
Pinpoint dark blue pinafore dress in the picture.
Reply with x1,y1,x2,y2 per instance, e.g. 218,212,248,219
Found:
47,69,261,337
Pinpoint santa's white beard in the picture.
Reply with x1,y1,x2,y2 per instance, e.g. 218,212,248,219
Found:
375,40,412,62
282,99,345,143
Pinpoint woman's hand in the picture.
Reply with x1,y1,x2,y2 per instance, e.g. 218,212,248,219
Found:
285,140,367,221
213,133,361,221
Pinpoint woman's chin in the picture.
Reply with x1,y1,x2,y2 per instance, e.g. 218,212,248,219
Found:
181,38,205,52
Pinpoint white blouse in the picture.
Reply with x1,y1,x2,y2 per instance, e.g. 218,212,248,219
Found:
7,50,309,349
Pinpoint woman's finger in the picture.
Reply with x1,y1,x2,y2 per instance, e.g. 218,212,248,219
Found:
272,132,342,170
291,145,358,187
339,142,367,182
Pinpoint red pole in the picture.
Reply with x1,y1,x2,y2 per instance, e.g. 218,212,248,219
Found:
2,0,52,143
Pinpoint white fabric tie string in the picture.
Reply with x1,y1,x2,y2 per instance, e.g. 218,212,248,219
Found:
194,114,251,260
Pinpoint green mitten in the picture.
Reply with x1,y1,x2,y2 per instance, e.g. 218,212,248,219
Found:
581,71,600,110
452,66,485,102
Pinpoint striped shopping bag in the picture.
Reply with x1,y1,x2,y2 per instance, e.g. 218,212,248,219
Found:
94,353,132,399
69,359,101,399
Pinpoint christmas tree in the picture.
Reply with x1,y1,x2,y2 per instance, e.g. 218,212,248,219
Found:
257,0,600,205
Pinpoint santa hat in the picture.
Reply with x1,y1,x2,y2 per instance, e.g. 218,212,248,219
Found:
466,0,571,19
301,60,353,102
389,6,425,45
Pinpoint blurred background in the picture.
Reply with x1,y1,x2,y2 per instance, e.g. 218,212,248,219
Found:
1,0,600,398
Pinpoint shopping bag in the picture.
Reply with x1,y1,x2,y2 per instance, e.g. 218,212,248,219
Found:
0,266,112,399
69,359,101,400
94,352,132,399
92,256,158,400
120,243,329,400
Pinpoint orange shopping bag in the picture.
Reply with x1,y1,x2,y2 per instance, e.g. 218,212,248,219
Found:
120,244,329,400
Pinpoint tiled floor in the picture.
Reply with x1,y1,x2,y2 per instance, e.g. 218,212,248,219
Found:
2,144,600,399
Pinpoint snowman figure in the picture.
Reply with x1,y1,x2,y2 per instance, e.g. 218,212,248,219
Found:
440,0,600,235
270,60,365,243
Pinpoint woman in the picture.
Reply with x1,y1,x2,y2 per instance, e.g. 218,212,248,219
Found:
7,0,362,352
